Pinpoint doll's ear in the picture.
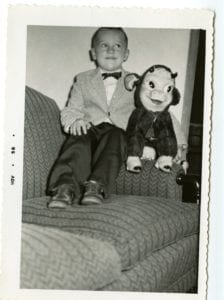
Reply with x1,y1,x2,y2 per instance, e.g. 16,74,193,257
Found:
124,73,140,91
172,87,181,105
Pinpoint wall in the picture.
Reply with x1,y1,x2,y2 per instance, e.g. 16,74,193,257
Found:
26,26,193,125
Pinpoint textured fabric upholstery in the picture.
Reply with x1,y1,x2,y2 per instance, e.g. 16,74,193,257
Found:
21,86,199,292
22,195,199,270
23,86,182,201
21,223,121,290
114,160,182,201
102,235,198,292
23,87,66,200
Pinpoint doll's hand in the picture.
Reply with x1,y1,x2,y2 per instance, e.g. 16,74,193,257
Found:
173,145,189,174
126,156,142,173
173,145,188,163
64,119,91,135
155,156,173,173
141,146,156,160
173,154,189,174
181,160,189,174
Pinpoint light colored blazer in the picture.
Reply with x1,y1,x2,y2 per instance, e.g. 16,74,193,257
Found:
61,67,187,147
61,68,135,131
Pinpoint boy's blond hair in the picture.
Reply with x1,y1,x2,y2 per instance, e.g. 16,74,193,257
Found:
91,27,128,48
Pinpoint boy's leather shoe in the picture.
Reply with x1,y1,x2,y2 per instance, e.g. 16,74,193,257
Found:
81,180,104,205
47,184,75,209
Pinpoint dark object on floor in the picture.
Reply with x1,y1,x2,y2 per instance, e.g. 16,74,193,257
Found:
176,173,201,204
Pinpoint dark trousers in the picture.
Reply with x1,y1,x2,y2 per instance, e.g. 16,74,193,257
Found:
47,123,127,198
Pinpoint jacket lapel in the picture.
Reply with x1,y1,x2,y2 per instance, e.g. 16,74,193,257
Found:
89,68,108,110
109,69,128,108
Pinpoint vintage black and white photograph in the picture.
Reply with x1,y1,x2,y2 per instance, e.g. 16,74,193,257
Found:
1,6,213,300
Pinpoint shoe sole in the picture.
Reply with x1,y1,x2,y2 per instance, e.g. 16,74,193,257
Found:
47,199,70,209
81,196,103,205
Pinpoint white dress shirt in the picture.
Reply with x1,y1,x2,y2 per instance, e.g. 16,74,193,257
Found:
100,69,121,124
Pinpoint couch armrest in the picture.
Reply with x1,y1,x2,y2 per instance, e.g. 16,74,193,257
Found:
114,160,183,201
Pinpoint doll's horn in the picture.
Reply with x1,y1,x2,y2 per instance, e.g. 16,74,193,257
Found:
171,72,178,79
149,66,155,73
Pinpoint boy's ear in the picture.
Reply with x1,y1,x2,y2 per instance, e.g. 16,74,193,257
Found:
123,48,130,62
90,48,97,61
124,73,140,91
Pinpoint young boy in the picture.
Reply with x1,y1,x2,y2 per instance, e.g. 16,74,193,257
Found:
47,27,186,208
47,27,135,208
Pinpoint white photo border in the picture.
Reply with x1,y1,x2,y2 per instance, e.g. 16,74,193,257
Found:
2,5,214,300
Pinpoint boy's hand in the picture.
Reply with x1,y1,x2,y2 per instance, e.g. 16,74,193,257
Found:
64,119,91,135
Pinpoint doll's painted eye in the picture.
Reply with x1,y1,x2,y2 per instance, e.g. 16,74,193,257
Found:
166,85,173,93
149,81,155,88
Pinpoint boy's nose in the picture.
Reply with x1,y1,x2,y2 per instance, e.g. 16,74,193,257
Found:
107,45,115,53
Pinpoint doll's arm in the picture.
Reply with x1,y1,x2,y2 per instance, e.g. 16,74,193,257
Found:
156,113,178,158
126,109,145,157
126,110,145,172
154,114,178,172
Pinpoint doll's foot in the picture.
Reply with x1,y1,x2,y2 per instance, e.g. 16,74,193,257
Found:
47,184,75,209
126,156,142,173
155,156,173,173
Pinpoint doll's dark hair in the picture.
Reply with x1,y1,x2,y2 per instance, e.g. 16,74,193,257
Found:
91,27,128,48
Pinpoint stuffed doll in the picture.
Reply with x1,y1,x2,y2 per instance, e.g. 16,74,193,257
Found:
125,64,187,173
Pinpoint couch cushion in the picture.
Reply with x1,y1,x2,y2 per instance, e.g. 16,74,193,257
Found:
102,234,198,292
23,86,65,200
21,223,121,290
22,195,199,270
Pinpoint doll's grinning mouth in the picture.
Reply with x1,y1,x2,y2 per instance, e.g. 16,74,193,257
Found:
151,99,163,105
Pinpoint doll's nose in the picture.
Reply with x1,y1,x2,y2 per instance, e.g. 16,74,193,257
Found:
151,90,166,101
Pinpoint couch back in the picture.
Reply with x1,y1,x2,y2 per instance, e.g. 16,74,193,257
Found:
23,86,65,200
23,86,182,202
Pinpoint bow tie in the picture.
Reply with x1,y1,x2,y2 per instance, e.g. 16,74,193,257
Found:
102,72,122,80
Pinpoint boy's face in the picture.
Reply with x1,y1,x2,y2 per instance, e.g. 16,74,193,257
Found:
91,29,129,71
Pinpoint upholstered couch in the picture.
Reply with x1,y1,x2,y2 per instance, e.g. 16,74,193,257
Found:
21,86,199,292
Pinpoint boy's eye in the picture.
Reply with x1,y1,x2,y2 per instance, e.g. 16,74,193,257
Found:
149,81,155,88
101,43,108,48
114,44,121,49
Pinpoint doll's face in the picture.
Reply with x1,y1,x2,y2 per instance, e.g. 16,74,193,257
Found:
139,68,175,112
